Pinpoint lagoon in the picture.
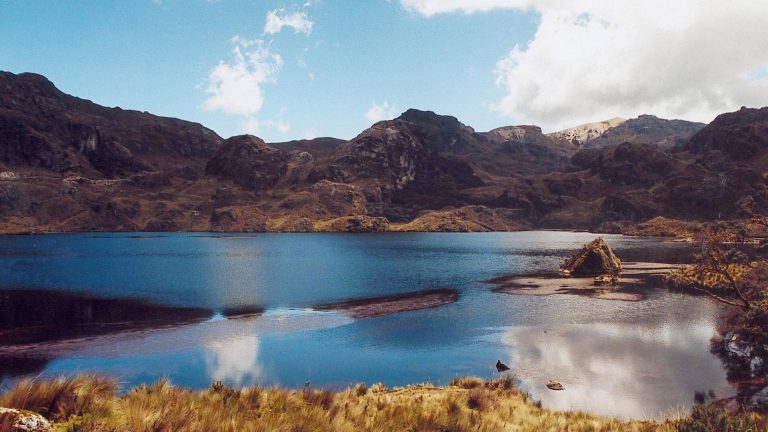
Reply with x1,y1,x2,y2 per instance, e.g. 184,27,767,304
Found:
0,232,729,419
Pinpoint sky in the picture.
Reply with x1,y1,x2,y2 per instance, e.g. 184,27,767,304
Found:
2,1,768,142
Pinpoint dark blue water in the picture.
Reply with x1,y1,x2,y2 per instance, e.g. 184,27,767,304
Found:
0,232,730,419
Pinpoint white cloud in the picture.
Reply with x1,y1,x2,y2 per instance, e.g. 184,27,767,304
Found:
264,9,313,35
203,36,283,117
401,0,531,17
365,101,398,122
402,0,768,130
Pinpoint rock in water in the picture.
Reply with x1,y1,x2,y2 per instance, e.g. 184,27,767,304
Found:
560,237,621,276
0,408,52,432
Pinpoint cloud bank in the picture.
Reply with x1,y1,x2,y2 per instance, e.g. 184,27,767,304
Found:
402,0,768,130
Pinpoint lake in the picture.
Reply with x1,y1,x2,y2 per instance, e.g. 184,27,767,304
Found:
0,231,730,420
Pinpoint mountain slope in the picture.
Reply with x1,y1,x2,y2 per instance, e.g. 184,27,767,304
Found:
584,115,705,149
0,71,222,177
1,70,767,233
548,117,626,146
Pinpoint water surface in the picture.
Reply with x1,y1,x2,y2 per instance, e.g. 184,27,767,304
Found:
0,232,729,419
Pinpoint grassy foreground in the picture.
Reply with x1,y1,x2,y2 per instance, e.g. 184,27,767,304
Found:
0,375,763,432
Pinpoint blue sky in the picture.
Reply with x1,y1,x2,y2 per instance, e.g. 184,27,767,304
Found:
2,1,767,141
0,1,536,141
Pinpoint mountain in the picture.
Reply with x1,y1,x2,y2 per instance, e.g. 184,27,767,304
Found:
548,117,626,146
583,115,705,149
0,71,222,178
685,106,768,168
0,70,766,233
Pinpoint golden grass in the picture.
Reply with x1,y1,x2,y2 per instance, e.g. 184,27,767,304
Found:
0,375,683,432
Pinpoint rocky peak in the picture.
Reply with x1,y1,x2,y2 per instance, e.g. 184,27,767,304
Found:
397,109,474,133
548,117,626,146
205,135,288,190
686,106,768,162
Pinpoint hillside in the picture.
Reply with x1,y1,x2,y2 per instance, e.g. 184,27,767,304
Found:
0,70,766,233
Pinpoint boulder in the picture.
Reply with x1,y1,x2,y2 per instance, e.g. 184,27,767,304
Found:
560,237,621,276
0,408,52,432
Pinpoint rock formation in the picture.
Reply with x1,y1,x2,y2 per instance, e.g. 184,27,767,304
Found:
560,238,622,276
205,135,288,190
0,408,52,432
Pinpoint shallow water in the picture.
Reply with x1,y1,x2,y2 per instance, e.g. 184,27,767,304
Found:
0,232,730,419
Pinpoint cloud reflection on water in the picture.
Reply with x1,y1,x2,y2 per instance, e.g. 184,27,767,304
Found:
501,319,733,420
205,335,264,387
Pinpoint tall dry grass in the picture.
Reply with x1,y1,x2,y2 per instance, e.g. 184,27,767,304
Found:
0,374,710,431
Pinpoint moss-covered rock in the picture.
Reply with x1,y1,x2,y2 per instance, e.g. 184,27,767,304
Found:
561,237,622,276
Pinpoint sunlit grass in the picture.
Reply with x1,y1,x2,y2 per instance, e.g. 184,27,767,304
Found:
1,374,758,431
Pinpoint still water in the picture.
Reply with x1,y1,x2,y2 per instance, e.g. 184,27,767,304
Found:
0,232,730,419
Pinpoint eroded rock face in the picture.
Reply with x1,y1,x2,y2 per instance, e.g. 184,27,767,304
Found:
0,408,52,432
560,237,622,276
205,135,288,190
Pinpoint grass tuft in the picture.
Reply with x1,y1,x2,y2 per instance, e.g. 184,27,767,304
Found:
2,374,763,431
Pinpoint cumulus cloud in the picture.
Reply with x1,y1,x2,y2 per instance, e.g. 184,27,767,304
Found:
402,0,768,130
204,36,283,117
264,9,313,35
365,101,398,122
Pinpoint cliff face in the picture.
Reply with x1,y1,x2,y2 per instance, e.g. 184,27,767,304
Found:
0,70,766,233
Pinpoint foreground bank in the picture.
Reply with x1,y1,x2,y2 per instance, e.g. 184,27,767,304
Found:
4,375,761,432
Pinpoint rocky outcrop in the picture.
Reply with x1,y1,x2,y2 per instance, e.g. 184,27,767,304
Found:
315,215,389,232
394,206,527,232
205,135,288,190
0,408,52,432
560,238,622,276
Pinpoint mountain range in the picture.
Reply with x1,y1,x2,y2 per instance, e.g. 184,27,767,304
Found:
1,70,766,233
